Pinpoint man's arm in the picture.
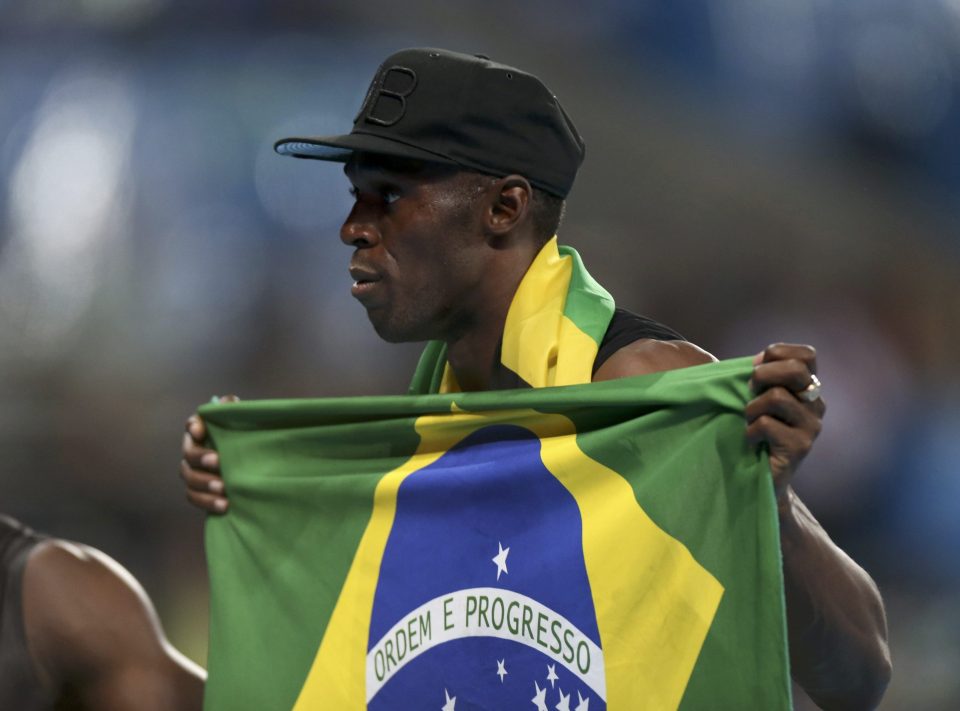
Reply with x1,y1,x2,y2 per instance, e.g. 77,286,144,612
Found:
22,539,205,711
595,340,891,710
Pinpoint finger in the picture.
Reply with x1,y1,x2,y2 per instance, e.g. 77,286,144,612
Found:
745,413,816,457
186,414,207,442
751,358,818,395
750,358,816,392
745,388,824,434
752,358,813,391
757,343,817,373
179,460,226,494
186,489,229,514
745,414,814,496
190,396,239,441
186,394,239,442
750,366,827,419
182,432,221,471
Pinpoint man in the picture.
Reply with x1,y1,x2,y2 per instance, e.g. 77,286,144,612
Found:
0,514,205,709
180,48,890,708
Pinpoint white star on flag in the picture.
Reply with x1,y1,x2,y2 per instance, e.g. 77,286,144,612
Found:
441,688,456,711
492,541,510,581
575,690,590,711
556,688,571,711
531,681,549,711
496,658,508,682
546,663,558,688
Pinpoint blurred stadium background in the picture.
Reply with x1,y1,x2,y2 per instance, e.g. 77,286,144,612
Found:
1,1,958,708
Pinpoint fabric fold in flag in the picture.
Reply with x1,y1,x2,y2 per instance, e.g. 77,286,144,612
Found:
201,356,791,711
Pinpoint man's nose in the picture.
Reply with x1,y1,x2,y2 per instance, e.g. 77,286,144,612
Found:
340,204,380,247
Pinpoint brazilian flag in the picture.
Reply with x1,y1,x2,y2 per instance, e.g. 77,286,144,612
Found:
201,357,791,710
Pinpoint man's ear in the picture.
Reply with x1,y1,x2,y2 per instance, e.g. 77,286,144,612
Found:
484,175,532,237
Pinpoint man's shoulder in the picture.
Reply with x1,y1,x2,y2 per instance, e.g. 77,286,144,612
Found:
593,308,715,381
25,540,157,630
593,339,716,381
23,540,166,673
22,539,206,708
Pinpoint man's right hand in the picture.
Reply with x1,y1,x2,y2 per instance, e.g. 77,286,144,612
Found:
180,398,236,514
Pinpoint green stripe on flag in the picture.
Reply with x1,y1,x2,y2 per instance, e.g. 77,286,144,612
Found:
556,244,614,347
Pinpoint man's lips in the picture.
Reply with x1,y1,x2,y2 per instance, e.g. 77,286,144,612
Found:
349,266,382,299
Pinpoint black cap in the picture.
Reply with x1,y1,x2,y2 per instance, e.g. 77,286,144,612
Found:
274,48,585,198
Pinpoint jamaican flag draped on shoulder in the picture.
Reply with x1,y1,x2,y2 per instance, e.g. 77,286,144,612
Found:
201,239,792,711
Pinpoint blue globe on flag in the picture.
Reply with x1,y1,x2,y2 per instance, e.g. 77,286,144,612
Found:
367,426,605,710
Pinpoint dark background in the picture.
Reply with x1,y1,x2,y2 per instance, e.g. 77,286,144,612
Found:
1,1,958,708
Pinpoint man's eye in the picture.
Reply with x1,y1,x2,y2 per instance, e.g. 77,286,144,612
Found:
347,186,399,205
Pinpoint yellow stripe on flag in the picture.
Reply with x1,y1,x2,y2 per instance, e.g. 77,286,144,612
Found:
500,237,599,389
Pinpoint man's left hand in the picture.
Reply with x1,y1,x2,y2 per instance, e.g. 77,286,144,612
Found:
745,343,826,506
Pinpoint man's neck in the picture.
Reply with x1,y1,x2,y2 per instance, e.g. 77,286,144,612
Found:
445,330,501,392
444,247,539,392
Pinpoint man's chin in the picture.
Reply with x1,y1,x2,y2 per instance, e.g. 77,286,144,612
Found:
367,314,425,344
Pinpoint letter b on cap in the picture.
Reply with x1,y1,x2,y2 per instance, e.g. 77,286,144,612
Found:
356,65,417,127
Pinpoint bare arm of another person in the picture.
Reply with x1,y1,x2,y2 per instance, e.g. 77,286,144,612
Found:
22,540,205,711
594,340,891,710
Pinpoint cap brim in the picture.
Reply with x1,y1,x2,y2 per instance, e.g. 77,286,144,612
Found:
274,132,459,166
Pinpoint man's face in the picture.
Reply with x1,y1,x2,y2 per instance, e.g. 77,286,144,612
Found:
341,153,491,343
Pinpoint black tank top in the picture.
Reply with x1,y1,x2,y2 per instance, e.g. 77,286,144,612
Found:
0,515,54,711
592,308,685,375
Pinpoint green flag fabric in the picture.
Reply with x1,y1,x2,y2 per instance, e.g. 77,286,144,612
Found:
200,356,791,710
